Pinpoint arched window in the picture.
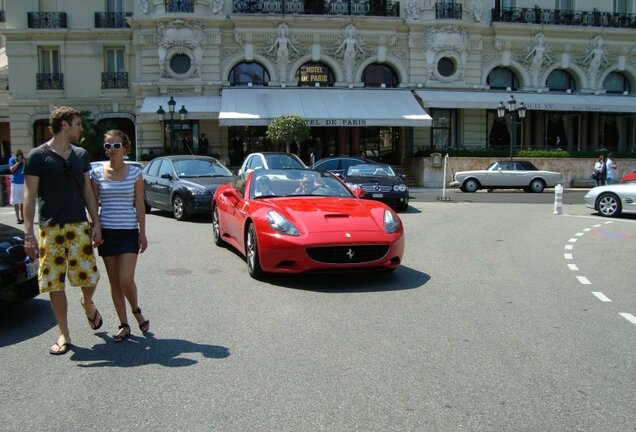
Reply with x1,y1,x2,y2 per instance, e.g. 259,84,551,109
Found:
603,72,631,94
229,62,270,86
295,62,335,87
487,67,519,90
546,69,576,92
362,63,399,88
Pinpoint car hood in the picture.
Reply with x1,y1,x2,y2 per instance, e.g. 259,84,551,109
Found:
585,183,636,197
180,176,234,190
267,198,390,233
0,224,25,243
344,176,403,186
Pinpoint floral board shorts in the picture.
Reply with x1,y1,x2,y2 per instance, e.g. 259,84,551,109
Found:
38,222,100,293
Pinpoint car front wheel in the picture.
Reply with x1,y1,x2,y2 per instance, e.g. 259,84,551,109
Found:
462,179,480,193
529,179,546,193
172,195,186,221
212,205,226,247
596,193,622,217
246,223,264,279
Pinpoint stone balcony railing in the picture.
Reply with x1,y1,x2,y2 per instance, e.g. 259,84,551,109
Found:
233,0,399,16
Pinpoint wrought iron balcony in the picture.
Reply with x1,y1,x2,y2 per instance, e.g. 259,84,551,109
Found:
233,0,399,16
101,72,129,89
95,12,132,28
492,6,636,28
36,73,64,90
165,0,194,12
435,1,462,19
27,12,67,28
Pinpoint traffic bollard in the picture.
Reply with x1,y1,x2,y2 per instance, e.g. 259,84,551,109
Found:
553,183,563,215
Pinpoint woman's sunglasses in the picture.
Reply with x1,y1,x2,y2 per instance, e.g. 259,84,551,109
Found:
103,142,123,150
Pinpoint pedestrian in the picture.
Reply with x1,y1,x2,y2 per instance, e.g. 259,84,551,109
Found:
182,135,192,154
605,153,617,185
199,133,209,155
593,154,607,187
8,149,25,223
23,106,103,355
90,129,149,342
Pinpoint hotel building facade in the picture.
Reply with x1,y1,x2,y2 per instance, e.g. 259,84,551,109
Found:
0,0,635,165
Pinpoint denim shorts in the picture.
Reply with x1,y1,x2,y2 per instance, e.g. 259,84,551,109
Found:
98,228,139,257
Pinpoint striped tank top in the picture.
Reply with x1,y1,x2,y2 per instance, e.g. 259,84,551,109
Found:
90,164,142,229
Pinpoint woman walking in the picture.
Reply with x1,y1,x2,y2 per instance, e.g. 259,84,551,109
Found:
593,154,607,187
90,130,149,342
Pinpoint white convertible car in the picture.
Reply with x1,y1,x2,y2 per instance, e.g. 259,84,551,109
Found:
584,183,636,217
450,160,563,193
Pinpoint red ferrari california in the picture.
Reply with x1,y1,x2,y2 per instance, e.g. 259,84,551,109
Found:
212,169,405,279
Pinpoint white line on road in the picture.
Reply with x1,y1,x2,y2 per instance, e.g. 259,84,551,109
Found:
564,253,573,260
575,232,584,237
593,224,603,227
564,244,573,250
567,264,578,271
605,221,614,224
576,276,592,285
568,238,578,243
583,228,591,232
619,313,636,325
592,292,611,302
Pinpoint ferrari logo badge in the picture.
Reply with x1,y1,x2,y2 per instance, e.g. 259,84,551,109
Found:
345,233,351,238
346,248,354,260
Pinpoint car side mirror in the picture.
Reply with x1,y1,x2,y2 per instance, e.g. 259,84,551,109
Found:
222,188,240,201
161,173,172,180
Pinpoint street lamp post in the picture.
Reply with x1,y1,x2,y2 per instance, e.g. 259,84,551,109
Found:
497,95,527,161
156,96,188,155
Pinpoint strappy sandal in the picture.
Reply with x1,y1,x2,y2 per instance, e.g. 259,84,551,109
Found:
81,299,103,330
132,307,150,333
112,324,130,343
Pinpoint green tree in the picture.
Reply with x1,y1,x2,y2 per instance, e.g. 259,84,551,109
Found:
266,114,310,154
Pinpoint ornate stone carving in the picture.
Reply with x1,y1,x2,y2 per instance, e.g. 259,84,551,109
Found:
335,24,365,83
208,0,224,14
581,35,608,90
266,23,299,82
406,0,420,20
157,20,205,78
522,33,552,88
137,0,151,14
424,26,468,81
469,0,483,23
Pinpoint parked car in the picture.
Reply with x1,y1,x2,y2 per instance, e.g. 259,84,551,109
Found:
212,168,404,279
584,183,636,217
142,155,234,221
619,171,636,184
312,156,373,177
450,160,562,193
237,152,306,175
342,163,409,211
0,223,39,306
90,160,143,170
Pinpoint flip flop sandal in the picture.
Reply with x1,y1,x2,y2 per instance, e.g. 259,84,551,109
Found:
49,342,71,355
84,301,103,330
132,307,150,333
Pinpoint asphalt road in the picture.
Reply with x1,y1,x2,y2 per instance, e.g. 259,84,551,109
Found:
1,194,635,432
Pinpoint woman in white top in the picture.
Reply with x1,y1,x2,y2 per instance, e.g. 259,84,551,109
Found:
90,130,149,342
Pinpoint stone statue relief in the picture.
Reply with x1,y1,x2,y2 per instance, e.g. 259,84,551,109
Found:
335,24,365,83
583,35,608,90
208,0,224,14
267,24,298,82
469,0,483,23
406,0,420,20
523,33,552,88
137,0,151,14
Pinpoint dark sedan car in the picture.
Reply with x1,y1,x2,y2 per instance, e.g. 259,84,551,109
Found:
0,223,39,306
142,155,234,221
343,163,409,211
312,156,374,177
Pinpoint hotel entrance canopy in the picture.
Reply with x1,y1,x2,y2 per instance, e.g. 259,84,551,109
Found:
219,88,432,127
415,90,636,113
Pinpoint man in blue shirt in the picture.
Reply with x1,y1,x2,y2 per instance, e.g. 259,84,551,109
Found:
8,149,25,223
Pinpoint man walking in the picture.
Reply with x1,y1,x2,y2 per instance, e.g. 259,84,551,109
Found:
199,133,209,155
23,106,103,355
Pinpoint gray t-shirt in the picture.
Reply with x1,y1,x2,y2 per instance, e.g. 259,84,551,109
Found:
24,144,91,226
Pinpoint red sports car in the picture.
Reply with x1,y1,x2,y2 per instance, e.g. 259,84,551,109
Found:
212,169,404,279
620,171,636,183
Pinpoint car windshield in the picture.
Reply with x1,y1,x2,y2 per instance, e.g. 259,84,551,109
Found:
250,169,354,199
346,164,395,178
263,154,306,169
173,159,233,178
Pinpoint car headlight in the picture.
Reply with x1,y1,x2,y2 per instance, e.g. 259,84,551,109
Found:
188,186,211,196
384,210,400,234
266,211,300,236
393,184,407,192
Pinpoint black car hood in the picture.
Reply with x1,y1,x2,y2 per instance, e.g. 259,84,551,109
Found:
179,176,234,190
0,224,25,243
344,176,404,186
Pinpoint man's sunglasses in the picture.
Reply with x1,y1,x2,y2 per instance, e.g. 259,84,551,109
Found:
103,142,123,150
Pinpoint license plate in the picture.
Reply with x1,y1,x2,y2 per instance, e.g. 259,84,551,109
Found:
372,193,383,198
26,260,39,279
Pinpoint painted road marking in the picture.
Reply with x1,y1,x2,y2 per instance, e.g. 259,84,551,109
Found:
593,224,603,227
568,238,578,243
592,292,611,302
583,228,591,232
619,313,636,325
567,264,578,271
575,232,584,237
565,244,573,250
564,253,573,260
576,276,591,285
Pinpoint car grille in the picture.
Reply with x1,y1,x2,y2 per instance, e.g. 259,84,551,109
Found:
306,245,389,264
360,184,393,193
